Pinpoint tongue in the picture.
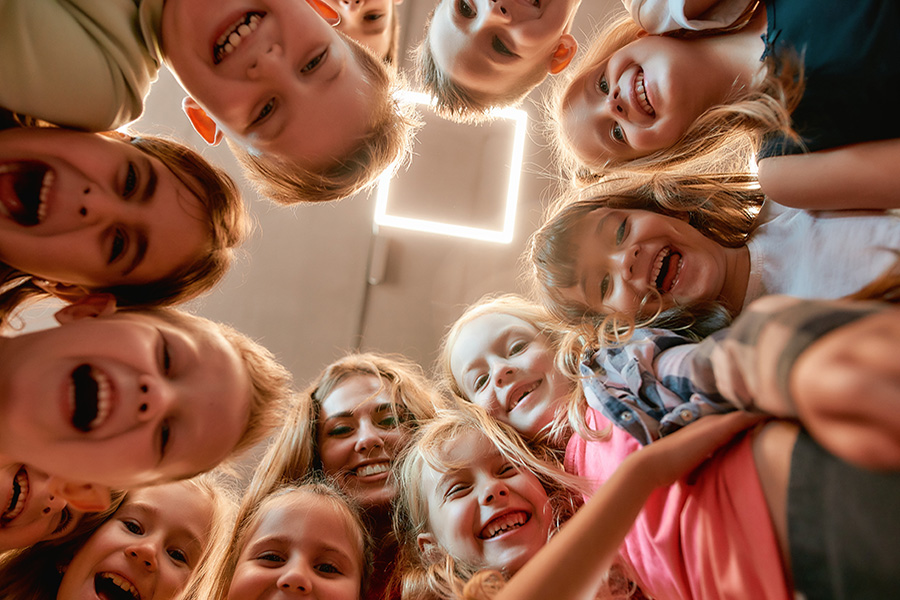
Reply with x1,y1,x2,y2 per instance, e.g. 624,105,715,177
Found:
0,162,46,226
71,365,99,432
659,252,682,292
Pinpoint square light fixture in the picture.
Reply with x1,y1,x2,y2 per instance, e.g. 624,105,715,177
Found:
374,91,528,244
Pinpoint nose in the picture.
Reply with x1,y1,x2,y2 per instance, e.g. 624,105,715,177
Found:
492,363,516,388
489,0,510,20
246,43,285,81
76,185,136,227
340,0,362,11
277,559,312,594
607,83,626,116
136,375,176,423
354,420,384,453
609,245,638,280
125,540,159,572
480,479,509,505
42,493,67,516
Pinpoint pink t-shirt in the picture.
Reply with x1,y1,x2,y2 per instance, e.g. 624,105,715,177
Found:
565,408,791,600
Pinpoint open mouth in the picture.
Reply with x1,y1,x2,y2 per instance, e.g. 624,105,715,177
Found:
213,12,264,64
479,510,531,540
634,69,655,117
1,466,28,525
508,381,540,412
354,462,390,478
650,247,682,293
94,573,141,600
0,161,53,226
70,365,112,433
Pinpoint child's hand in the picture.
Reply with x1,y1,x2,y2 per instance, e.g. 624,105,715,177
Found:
790,307,900,469
638,411,765,488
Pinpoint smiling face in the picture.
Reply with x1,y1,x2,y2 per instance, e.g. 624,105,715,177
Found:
317,374,405,509
559,207,732,317
0,310,251,489
562,35,738,165
450,313,567,439
57,482,214,600
0,128,208,290
428,0,581,98
324,0,402,60
416,429,551,574
0,463,83,552
227,492,363,600
162,0,378,170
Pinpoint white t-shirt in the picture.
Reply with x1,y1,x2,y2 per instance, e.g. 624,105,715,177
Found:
621,0,753,33
744,202,900,307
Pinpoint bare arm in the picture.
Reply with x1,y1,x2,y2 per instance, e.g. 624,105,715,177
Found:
491,412,762,600
757,139,900,210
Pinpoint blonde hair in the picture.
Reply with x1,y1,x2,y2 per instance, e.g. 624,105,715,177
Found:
192,482,372,600
393,403,584,600
414,8,549,124
229,34,419,204
0,132,248,329
437,294,578,448
529,174,764,341
547,13,801,184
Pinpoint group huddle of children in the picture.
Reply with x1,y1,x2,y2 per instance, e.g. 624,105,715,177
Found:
0,0,898,598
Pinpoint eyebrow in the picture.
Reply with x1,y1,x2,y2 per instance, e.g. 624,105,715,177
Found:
121,160,156,277
576,212,614,302
323,402,393,421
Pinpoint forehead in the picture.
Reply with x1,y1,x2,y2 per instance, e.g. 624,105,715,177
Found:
252,493,362,553
423,428,497,479
123,482,213,538
319,374,387,416
451,313,538,371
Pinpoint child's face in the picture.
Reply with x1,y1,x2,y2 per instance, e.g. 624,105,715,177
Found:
0,463,83,552
558,207,729,316
228,492,362,600
562,35,735,165
162,0,378,170
0,310,251,489
428,0,580,98
317,374,406,509
416,430,552,574
0,128,208,290
450,314,566,439
324,0,402,60
57,481,214,600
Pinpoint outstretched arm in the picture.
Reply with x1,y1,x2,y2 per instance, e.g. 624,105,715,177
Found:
491,412,762,600
757,139,900,210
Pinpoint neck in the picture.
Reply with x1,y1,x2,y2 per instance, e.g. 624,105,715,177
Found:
692,14,769,100
720,246,752,313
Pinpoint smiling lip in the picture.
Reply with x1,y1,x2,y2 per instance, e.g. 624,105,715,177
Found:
68,365,114,433
1,466,29,525
94,572,141,600
650,246,683,293
506,380,540,413
479,510,531,540
0,161,53,227
212,11,264,64
353,461,391,479
633,68,655,117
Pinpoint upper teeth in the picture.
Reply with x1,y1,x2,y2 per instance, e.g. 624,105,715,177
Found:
100,573,140,600
91,370,112,430
650,247,671,289
2,468,28,523
38,171,52,222
635,70,655,116
356,463,389,477
214,13,262,64
481,511,528,539
509,381,539,411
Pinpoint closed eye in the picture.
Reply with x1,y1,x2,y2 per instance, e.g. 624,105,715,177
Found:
492,36,515,57
328,425,353,437
51,507,73,535
599,274,611,301
252,99,276,126
616,218,628,245
363,12,384,21
159,420,172,460
123,162,138,198
445,482,470,498
108,228,127,264
316,563,342,574
256,552,285,563
301,49,327,73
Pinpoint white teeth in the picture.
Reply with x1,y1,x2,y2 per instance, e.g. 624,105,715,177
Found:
38,171,53,223
215,14,262,62
90,370,112,430
509,381,539,411
356,463,390,477
635,70,655,116
2,468,28,523
650,247,670,289
101,573,140,600
481,511,528,539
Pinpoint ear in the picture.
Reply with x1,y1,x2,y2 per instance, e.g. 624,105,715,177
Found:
54,294,118,325
46,478,113,513
416,532,439,557
32,278,91,303
305,0,341,25
548,35,578,75
182,97,224,146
